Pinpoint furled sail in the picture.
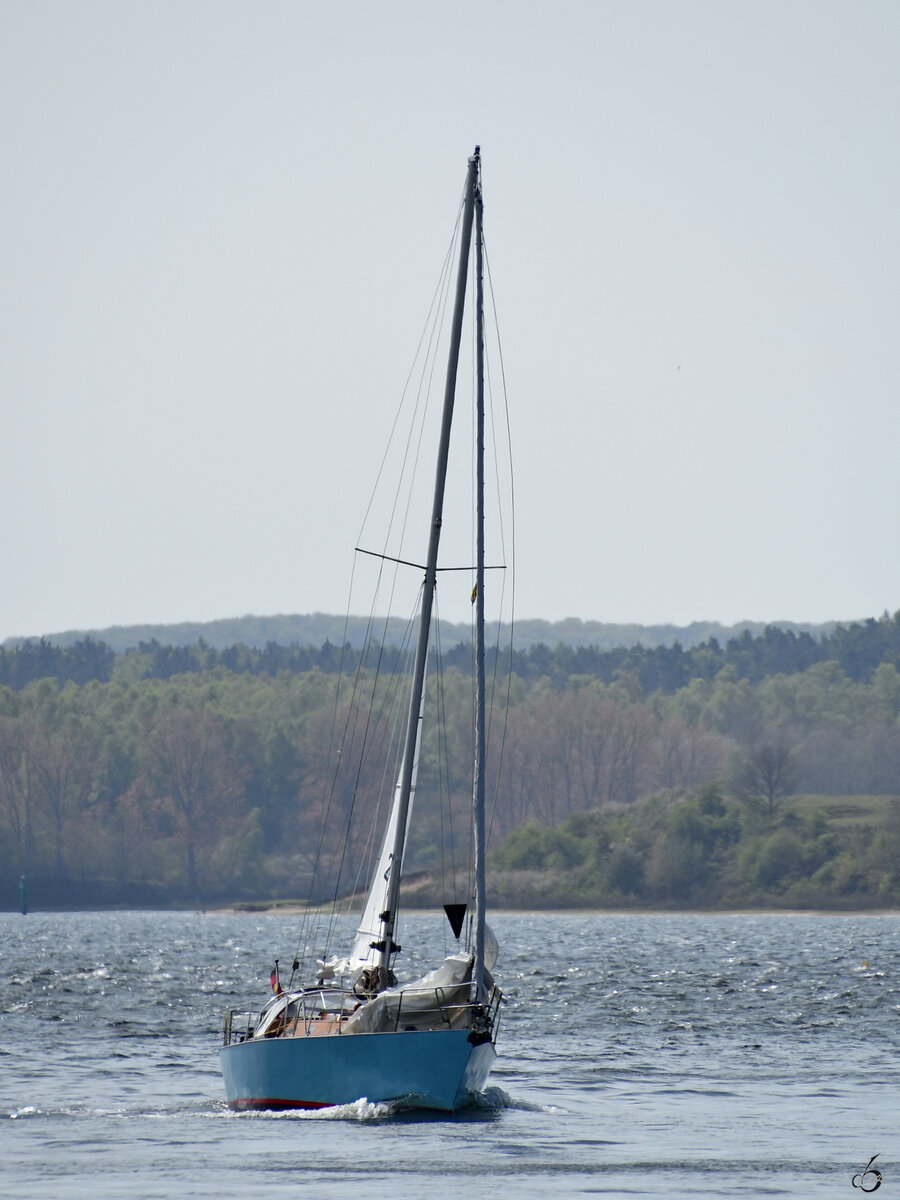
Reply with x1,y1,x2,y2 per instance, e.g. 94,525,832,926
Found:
347,682,425,975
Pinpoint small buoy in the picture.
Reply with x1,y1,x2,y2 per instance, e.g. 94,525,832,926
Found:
862,959,869,968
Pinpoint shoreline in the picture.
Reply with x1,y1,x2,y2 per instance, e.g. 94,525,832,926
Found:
14,904,892,917
4,903,899,917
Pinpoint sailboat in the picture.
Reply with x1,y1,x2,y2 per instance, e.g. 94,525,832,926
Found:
220,146,506,1112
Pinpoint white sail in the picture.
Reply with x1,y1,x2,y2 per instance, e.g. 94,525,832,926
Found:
348,781,410,972
348,685,424,974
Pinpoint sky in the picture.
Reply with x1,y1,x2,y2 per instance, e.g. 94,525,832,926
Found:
2,1,899,642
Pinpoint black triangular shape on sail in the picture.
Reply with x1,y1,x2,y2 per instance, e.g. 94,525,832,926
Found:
443,903,467,940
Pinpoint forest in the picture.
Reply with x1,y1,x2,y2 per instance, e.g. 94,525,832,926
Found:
1,610,899,911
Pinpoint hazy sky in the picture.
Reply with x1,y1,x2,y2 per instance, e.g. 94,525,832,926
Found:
3,1,898,641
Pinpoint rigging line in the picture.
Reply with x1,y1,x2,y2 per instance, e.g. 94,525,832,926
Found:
319,582,416,950
482,234,517,855
379,257,452,566
482,237,516,581
485,639,515,857
485,605,515,851
294,178,483,972
391,231,459,569
430,592,460,911
466,287,515,875
320,644,391,945
356,199,463,560
294,623,354,965
300,219,462,968
344,605,418,911
484,331,510,583
296,552,398,965
324,374,451,945
358,483,435,862
481,331,513,835
316,590,388,957
328,573,427,933
384,179,467,573
482,233,516,571
331,301,453,861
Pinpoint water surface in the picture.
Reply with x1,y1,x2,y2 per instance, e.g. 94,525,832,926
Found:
2,910,896,1197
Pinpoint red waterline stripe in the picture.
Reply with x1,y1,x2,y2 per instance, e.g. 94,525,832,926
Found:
227,1097,328,1111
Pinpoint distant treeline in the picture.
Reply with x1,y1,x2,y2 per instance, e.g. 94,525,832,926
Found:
1,611,898,693
536,615,900,692
3,608,900,909
0,638,117,690
0,613,833,656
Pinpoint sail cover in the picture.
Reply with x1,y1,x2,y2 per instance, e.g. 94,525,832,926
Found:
342,953,482,1034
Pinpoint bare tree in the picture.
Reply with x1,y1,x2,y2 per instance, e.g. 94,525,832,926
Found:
25,717,98,880
733,735,797,819
655,716,728,791
0,717,32,877
141,707,246,900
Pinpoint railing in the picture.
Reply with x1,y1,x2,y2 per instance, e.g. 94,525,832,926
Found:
222,987,355,1045
388,982,503,1036
222,1007,258,1045
222,981,503,1047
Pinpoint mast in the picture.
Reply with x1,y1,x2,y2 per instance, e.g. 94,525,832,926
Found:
472,167,487,998
378,147,481,976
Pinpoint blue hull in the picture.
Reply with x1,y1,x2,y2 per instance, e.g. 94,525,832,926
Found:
220,1029,495,1112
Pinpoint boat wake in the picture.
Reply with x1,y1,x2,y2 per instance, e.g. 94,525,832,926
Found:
474,1087,567,1115
222,1088,520,1123
231,1097,397,1122
7,1088,543,1124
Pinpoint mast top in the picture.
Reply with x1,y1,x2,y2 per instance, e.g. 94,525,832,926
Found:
470,146,482,199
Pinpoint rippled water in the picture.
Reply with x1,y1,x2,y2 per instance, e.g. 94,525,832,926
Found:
2,910,897,1197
